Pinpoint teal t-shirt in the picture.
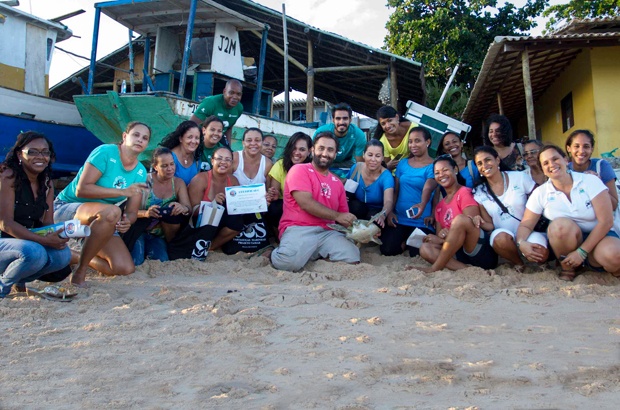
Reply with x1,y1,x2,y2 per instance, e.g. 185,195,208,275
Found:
57,144,148,204
313,123,366,164
194,94,243,133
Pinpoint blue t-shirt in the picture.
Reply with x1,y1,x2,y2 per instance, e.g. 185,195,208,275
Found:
346,164,395,212
394,160,434,227
313,123,366,166
57,144,147,204
460,160,480,188
172,152,200,186
568,158,616,184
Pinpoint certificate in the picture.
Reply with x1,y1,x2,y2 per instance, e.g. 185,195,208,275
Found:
225,184,268,215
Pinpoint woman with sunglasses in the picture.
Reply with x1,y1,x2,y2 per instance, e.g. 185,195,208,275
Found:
473,146,548,270
436,131,479,188
188,147,243,251
522,139,547,186
54,121,150,287
0,132,72,298
419,155,498,272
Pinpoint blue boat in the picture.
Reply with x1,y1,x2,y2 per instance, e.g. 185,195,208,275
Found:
0,3,101,176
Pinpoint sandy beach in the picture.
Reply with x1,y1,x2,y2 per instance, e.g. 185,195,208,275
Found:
2,246,619,409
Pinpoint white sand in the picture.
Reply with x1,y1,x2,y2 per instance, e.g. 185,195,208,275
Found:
2,247,619,409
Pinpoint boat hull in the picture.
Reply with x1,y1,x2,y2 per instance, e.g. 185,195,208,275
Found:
74,91,315,161
0,88,101,175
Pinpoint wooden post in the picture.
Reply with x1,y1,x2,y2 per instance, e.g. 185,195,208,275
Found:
282,4,289,122
389,60,398,110
521,48,536,139
306,39,314,122
497,92,504,115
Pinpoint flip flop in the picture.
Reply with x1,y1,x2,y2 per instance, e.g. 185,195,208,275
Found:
247,244,275,259
26,285,78,302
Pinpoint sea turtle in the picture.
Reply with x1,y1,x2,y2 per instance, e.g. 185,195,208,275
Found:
327,213,383,247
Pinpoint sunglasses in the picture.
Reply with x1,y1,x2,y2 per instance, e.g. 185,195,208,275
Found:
213,156,233,163
22,149,52,157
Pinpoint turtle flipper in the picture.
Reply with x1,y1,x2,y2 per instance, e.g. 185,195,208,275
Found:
327,223,349,234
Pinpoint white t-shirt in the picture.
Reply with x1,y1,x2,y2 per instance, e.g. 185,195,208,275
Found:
474,171,536,234
526,172,608,233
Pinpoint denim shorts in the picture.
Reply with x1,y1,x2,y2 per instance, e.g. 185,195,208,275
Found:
53,200,82,223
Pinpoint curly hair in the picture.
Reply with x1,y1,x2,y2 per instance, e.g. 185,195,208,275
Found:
484,114,513,147
159,121,203,161
282,132,312,173
0,131,55,198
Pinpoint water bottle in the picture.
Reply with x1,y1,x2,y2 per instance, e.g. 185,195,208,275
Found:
121,79,127,93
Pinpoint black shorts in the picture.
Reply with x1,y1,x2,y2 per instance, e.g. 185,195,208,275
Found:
455,229,498,269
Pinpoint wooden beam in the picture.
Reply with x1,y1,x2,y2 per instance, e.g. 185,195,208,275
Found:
251,30,306,72
497,92,504,115
521,47,536,139
306,39,315,122
389,61,398,110
314,80,380,105
313,64,387,73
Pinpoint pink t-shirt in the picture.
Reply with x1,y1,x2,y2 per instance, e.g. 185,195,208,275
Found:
279,163,348,238
435,186,478,229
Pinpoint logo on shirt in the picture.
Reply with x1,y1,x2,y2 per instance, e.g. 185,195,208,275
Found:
113,176,127,189
137,169,144,176
320,182,332,198
110,158,117,164
443,208,454,226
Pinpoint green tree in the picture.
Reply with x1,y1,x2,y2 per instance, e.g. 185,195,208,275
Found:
544,0,620,32
425,79,470,119
384,0,548,88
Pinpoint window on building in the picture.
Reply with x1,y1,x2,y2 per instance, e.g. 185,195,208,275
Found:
561,92,574,133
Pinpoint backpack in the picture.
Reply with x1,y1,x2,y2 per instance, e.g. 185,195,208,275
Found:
594,159,620,235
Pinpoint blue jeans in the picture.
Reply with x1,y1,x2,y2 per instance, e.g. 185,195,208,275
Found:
130,233,169,266
0,239,72,297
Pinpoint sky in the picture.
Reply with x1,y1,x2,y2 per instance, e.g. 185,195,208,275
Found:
15,0,562,87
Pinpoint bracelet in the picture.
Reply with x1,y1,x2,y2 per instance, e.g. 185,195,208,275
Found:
576,247,588,260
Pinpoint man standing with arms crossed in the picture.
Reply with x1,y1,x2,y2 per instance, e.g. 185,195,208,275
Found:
191,79,243,146
268,131,360,271
312,102,366,178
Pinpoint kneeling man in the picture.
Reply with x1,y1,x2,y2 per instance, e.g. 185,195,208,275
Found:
270,131,360,271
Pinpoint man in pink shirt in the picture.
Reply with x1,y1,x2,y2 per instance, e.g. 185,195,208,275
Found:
269,132,360,271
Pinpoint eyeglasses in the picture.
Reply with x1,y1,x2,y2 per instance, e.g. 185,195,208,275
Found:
436,154,452,159
524,150,540,157
213,156,233,163
22,149,51,157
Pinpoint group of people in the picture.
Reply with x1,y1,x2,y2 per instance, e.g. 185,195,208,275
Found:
2,94,619,297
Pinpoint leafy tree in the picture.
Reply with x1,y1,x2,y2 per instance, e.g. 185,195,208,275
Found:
425,79,470,119
543,0,620,32
384,1,548,88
